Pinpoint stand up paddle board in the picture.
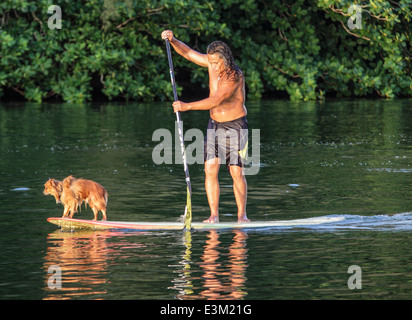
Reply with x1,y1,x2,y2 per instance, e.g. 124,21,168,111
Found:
47,216,344,231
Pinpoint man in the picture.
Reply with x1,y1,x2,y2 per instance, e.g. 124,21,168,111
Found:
161,30,250,223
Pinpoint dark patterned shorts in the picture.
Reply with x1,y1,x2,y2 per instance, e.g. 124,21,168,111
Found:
204,116,248,169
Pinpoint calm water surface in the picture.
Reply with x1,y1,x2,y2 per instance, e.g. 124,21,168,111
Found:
1,99,412,300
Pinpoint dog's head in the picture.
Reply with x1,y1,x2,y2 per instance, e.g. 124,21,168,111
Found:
43,178,63,203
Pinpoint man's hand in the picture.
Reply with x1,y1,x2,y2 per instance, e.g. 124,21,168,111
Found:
173,101,189,113
161,30,174,42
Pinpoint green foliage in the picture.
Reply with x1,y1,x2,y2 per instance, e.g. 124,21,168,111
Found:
0,0,410,102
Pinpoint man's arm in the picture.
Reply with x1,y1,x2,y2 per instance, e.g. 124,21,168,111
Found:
173,79,240,112
161,30,208,67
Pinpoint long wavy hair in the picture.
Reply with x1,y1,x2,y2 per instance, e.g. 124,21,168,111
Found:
206,41,241,82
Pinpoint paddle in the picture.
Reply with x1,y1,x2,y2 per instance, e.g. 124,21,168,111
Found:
164,38,192,230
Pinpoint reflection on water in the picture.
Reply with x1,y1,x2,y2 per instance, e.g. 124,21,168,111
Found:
43,229,249,300
44,231,113,299
43,230,158,299
199,230,248,300
171,230,248,300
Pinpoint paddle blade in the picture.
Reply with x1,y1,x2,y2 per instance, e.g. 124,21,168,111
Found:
184,186,192,230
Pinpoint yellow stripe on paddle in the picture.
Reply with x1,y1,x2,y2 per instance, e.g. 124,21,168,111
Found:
184,186,192,230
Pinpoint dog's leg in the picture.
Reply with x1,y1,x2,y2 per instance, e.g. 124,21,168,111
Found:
92,207,98,221
101,209,107,221
69,201,78,219
62,205,70,218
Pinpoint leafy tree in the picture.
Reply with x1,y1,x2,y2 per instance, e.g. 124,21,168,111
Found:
0,0,410,102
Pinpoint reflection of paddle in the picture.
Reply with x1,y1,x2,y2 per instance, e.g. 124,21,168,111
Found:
165,39,192,230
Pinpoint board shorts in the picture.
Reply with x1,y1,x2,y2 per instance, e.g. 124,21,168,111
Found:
204,116,248,169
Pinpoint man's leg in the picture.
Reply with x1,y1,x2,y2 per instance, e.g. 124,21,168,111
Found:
204,158,220,223
229,165,250,222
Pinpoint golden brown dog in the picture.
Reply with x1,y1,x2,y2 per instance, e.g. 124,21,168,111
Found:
43,178,78,219
43,176,108,221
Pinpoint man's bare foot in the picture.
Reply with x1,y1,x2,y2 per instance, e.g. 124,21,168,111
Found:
203,216,219,223
238,214,250,223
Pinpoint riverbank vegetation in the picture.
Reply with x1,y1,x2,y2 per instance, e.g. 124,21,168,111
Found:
0,0,410,102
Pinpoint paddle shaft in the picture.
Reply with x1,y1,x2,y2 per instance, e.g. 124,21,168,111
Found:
165,39,192,227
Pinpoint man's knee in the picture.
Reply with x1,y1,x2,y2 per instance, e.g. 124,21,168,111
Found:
229,165,245,180
205,159,220,176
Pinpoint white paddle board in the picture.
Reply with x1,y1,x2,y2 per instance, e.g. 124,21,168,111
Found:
47,216,344,231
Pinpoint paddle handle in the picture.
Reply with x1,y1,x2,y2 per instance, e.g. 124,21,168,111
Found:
165,39,182,129
165,39,192,195
165,40,179,102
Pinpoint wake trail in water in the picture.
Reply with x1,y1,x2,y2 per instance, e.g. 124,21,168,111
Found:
300,212,412,232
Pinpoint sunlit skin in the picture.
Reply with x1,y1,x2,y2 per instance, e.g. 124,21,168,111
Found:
162,30,250,223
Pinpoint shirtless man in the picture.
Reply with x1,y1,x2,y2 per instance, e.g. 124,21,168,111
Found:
161,30,250,223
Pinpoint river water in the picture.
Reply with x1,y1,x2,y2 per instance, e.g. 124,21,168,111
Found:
1,99,412,300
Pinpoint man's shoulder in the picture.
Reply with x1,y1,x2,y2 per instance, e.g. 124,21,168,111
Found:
222,68,243,83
